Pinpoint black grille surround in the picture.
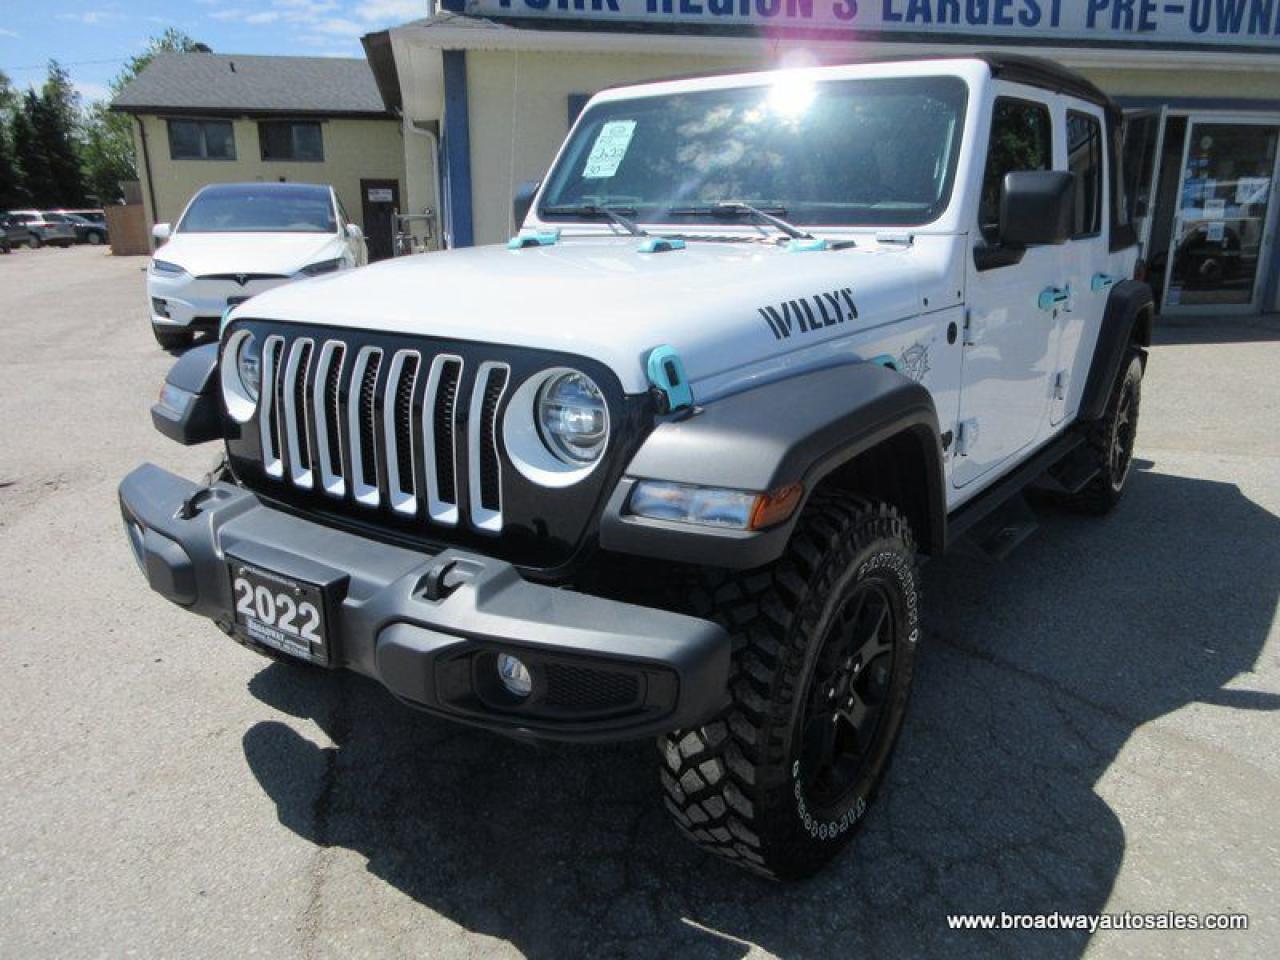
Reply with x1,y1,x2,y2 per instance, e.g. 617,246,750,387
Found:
221,319,653,576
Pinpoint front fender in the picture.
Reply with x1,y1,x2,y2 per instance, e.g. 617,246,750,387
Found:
598,362,945,568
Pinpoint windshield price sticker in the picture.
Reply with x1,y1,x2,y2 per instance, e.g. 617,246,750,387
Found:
583,120,637,179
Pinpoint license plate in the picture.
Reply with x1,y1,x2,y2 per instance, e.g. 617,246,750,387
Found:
228,560,329,664
226,296,249,307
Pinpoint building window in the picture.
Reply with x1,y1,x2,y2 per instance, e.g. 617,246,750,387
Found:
979,98,1053,243
167,119,236,160
259,121,324,162
1068,111,1104,237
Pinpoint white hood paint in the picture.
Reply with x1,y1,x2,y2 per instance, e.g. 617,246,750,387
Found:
231,235,965,397
157,232,345,277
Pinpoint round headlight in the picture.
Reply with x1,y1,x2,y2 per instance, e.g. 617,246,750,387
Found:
237,333,262,401
536,372,608,464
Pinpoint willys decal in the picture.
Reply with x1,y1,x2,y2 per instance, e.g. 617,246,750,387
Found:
759,288,857,341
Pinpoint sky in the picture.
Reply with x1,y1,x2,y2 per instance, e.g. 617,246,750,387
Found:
0,0,429,106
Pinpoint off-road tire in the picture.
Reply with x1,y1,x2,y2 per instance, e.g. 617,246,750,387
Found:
1062,351,1143,515
153,326,191,350
659,494,920,880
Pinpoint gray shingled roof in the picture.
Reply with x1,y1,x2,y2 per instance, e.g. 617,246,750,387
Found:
111,53,391,116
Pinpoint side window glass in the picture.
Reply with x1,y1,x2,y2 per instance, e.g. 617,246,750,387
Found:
1068,110,1103,237
980,98,1053,243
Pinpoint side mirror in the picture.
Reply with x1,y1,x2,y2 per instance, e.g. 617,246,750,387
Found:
152,222,171,244
513,180,542,228
345,223,363,241
999,171,1075,247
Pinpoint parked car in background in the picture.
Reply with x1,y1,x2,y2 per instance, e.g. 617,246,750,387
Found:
1,211,76,248
49,212,110,246
147,182,366,349
0,215,34,253
62,208,107,225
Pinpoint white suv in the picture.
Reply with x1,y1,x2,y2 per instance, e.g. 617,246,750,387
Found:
122,55,1152,879
147,182,366,349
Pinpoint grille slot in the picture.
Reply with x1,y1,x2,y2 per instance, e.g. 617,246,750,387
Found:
254,333,508,534
283,339,314,489
258,336,285,478
423,355,463,526
348,347,383,507
313,341,346,497
383,350,420,516
467,362,510,534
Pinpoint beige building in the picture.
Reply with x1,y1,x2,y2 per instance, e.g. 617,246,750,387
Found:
112,53,411,260
363,2,1280,316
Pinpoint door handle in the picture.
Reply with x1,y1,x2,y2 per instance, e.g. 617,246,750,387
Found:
1091,272,1119,292
1038,285,1071,311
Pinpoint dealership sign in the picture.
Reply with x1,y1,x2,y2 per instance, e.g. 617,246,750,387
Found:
462,0,1280,48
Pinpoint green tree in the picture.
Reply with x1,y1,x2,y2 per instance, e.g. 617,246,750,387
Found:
80,29,208,204
0,69,18,115
0,119,28,208
34,61,86,206
11,93,54,206
0,70,26,207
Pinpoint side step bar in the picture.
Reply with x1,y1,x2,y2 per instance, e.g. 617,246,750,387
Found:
946,429,1086,549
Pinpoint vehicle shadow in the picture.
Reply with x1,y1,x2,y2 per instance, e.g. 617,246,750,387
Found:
242,463,1280,958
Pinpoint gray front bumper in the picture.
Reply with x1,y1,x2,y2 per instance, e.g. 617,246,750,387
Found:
118,463,731,741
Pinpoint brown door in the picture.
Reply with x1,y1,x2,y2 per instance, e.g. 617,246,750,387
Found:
360,179,400,262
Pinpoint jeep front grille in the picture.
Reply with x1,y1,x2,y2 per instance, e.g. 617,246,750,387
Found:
257,336,508,533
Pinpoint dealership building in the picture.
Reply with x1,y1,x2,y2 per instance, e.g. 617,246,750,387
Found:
361,0,1280,316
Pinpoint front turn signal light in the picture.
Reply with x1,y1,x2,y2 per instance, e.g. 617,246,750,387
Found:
749,483,804,530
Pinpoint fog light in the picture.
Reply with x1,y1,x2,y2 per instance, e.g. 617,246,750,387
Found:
151,297,169,318
497,653,532,698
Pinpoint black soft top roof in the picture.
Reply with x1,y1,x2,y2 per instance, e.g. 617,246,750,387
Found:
974,53,1116,114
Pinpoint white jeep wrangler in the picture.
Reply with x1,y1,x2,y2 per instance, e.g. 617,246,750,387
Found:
121,54,1153,879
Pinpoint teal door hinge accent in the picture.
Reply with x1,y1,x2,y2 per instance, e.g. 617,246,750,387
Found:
219,304,235,337
507,229,560,249
637,237,686,254
1091,272,1118,292
1038,285,1071,311
646,345,693,413
786,237,830,252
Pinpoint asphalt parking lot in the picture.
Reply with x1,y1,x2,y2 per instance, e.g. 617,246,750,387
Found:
1,244,1277,959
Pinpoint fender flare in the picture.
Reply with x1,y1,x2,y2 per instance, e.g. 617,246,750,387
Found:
1079,279,1154,422
151,342,221,445
598,362,946,568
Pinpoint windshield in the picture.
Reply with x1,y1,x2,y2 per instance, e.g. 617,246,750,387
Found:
540,75,967,229
178,185,336,234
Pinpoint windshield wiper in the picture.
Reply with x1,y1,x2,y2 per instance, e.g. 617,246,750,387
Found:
541,204,648,237
668,202,813,240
